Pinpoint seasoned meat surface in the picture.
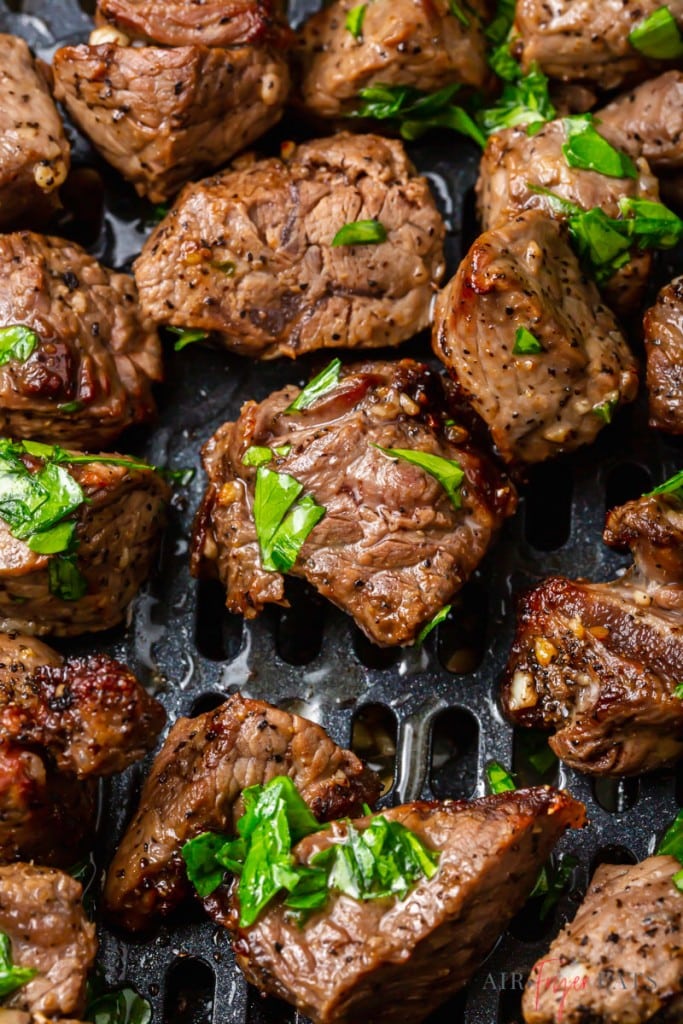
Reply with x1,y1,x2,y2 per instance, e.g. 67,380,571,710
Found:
96,0,286,46
230,789,585,1024
514,0,683,89
104,692,381,932
192,360,516,645
598,72,683,174
0,35,70,229
502,491,683,775
53,42,290,204
433,212,638,465
644,276,683,434
296,0,488,118
0,864,96,1019
134,133,445,359
0,233,162,447
0,453,169,637
523,856,683,1023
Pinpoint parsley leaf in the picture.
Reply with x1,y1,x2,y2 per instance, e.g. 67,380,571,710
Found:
530,854,579,919
416,605,452,646
332,220,387,246
285,358,342,413
86,986,152,1024
658,809,683,865
562,115,638,179
353,83,486,147
477,64,555,135
629,5,683,59
0,931,37,999
592,397,618,424
513,326,544,354
646,469,683,499
242,446,274,467
345,3,366,37
253,467,325,572
48,554,88,601
449,0,471,26
374,446,465,509
167,326,209,351
674,682,683,698
0,325,39,366
486,761,517,793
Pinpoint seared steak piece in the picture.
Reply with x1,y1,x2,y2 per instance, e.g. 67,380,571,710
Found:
598,72,683,175
53,41,290,204
134,133,445,359
0,233,162,448
96,0,287,47
0,35,70,229
514,0,683,89
0,448,170,638
645,276,683,434
229,789,585,1024
502,490,683,775
296,0,489,119
104,692,381,932
0,864,96,1019
523,856,683,1023
433,212,638,465
192,360,516,645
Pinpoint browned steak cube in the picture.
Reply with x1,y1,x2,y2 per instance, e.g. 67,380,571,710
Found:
96,0,287,47
645,276,683,433
598,71,683,175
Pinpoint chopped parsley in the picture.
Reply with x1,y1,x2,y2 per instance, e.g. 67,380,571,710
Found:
629,5,683,59
562,115,638,179
332,220,387,246
486,761,517,793
416,604,452,647
167,326,209,351
0,325,39,366
0,931,37,999
285,358,342,413
253,468,325,572
647,470,683,500
345,3,367,37
352,83,486,146
657,809,683,892
513,326,544,355
477,64,555,136
374,446,466,509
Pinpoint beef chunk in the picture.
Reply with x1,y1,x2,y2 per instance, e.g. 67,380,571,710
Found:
53,41,289,204
0,233,162,448
95,0,287,47
134,133,445,359
598,72,683,175
191,359,516,645
502,490,683,775
0,35,70,229
523,856,683,1023
0,451,170,638
229,789,585,1024
645,276,683,434
0,864,96,1019
103,692,381,932
296,0,488,119
432,211,638,465
514,0,683,89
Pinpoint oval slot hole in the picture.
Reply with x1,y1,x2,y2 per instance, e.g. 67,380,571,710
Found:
512,727,558,788
590,844,637,875
592,777,640,814
524,460,573,551
437,582,487,675
353,629,401,670
604,462,652,512
247,988,296,1024
429,708,479,800
276,578,326,666
352,704,398,797
189,691,228,718
163,957,214,1024
194,579,243,662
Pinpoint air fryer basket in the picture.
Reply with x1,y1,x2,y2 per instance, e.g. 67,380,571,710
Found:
4,1,683,1020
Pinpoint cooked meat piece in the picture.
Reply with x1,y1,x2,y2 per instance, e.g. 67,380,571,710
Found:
0,233,162,448
192,359,516,645
0,864,96,1019
514,0,683,89
0,35,70,229
432,212,638,465
475,118,660,312
95,0,287,47
0,633,165,777
296,0,489,119
598,72,683,175
53,41,289,204
134,133,446,359
0,449,170,637
523,856,683,1023
644,276,683,433
104,692,381,932
229,789,585,1024
501,490,683,775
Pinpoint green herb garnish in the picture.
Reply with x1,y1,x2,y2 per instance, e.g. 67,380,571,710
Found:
529,854,579,919
86,986,152,1024
486,761,517,793
562,115,638,179
345,3,366,37
477,64,555,135
285,358,342,413
485,0,517,78
646,470,683,502
658,810,683,862
416,605,452,647
374,446,465,509
629,5,683,59
516,729,558,777
332,220,387,246
449,0,471,26
353,83,486,146
674,683,683,698
0,325,39,366
253,468,325,572
0,931,37,1000
167,326,209,351
592,397,618,424
57,400,84,414
242,446,274,467
513,326,544,355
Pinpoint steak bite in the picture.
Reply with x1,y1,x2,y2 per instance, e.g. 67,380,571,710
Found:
134,133,446,359
229,789,585,1024
432,212,638,465
523,856,683,1023
0,233,162,448
501,488,683,776
96,0,287,47
645,276,683,434
104,692,381,932
296,0,489,119
0,35,70,229
514,0,683,89
597,71,683,176
0,444,170,638
0,864,96,1020
53,41,290,204
192,359,516,646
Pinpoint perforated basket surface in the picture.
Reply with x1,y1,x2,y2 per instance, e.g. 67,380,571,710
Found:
3,1,683,1021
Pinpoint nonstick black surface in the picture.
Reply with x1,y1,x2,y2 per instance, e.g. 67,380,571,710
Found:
3,1,683,1021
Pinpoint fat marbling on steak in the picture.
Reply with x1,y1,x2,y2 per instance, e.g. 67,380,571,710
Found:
0,34,70,229
502,488,683,775
0,233,162,448
644,276,683,434
191,359,516,646
104,692,381,932
134,133,445,359
95,0,287,47
53,40,290,204
523,856,683,1023
296,0,489,119
433,211,638,465
229,789,585,1024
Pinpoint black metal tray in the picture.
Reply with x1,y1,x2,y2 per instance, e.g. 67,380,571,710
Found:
3,2,682,1020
